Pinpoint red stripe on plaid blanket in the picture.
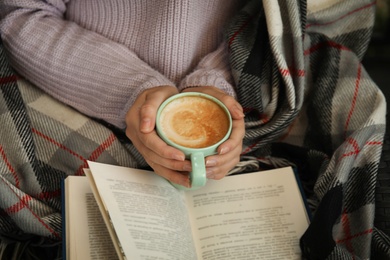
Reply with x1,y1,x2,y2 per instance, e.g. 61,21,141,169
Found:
241,109,270,124
344,137,360,158
75,133,117,176
367,141,383,146
4,195,32,214
336,228,373,244
340,209,355,257
89,133,117,161
340,138,383,160
242,140,260,155
304,40,350,56
0,145,20,188
36,190,61,201
3,194,60,238
75,161,88,176
344,63,362,138
228,15,255,47
0,75,18,85
306,1,376,29
279,67,305,77
32,128,85,162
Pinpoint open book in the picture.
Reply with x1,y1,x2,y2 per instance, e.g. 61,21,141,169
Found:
62,175,118,260
63,161,311,260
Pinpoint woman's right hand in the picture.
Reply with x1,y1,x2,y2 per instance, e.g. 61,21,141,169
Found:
125,86,192,188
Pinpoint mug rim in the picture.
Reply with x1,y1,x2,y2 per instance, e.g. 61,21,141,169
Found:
156,92,232,152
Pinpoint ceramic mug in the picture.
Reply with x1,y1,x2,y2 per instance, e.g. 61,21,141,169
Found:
156,92,232,190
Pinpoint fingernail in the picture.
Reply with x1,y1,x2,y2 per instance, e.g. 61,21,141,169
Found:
140,118,151,132
234,105,245,118
173,154,185,161
183,164,192,171
206,159,217,167
219,147,230,155
206,168,214,178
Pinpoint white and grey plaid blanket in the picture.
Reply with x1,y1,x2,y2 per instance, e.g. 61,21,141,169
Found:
0,0,389,259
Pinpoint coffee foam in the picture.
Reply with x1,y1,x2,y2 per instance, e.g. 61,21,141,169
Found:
159,96,230,148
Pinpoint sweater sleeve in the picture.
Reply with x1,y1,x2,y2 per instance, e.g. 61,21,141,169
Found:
178,41,237,99
0,0,174,129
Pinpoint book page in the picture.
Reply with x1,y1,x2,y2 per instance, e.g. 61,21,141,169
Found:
86,161,198,260
185,167,310,260
64,176,118,260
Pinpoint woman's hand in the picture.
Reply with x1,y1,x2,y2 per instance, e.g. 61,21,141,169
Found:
125,86,192,188
182,86,245,180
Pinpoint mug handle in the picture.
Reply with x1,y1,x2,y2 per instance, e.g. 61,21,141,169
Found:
190,152,207,188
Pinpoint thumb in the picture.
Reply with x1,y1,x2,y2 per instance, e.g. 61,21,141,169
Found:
139,86,178,133
139,103,156,133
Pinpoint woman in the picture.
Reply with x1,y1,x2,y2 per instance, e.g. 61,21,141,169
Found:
0,0,246,188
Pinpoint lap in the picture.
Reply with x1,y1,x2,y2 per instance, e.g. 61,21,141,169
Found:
0,77,145,239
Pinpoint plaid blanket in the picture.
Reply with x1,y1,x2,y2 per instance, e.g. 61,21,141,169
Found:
226,0,389,259
0,40,149,256
0,0,389,259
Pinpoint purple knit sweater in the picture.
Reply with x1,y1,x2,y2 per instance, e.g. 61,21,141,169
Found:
0,0,243,128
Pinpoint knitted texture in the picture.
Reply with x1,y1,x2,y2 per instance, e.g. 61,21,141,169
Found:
0,0,241,128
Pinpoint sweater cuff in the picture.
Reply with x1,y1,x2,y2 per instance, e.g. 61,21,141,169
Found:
116,76,175,129
179,71,237,99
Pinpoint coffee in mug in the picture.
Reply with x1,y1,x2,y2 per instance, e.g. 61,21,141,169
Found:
156,92,232,190
158,95,230,149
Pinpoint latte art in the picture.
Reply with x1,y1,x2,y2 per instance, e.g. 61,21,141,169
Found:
159,96,230,148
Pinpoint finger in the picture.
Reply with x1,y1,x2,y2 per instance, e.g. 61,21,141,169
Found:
139,95,166,133
139,86,178,133
130,131,192,182
144,144,192,172
217,94,245,120
217,117,245,155
149,162,191,188
206,159,239,180
141,131,186,161
206,145,242,180
230,103,245,120
139,104,156,133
